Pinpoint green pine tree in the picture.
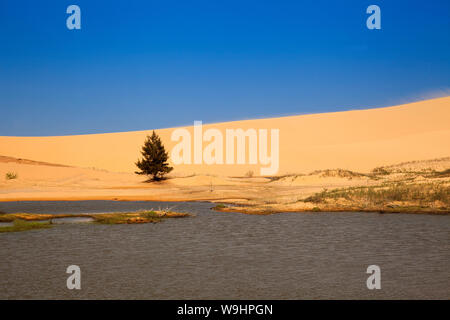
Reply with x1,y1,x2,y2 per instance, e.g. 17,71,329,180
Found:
135,131,173,181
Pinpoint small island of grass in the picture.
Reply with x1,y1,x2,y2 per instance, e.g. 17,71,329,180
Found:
0,219,52,233
0,210,190,233
92,210,189,224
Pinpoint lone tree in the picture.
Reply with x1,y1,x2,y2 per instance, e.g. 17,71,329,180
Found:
135,131,173,181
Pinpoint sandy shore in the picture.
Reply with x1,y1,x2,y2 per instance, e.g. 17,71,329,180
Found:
0,155,449,214
0,97,449,214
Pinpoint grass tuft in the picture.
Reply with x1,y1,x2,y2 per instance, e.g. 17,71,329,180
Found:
245,170,254,178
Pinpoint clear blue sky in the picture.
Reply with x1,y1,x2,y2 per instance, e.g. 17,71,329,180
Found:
0,0,449,136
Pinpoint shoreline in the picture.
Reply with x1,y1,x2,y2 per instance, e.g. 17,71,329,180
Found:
211,204,450,215
0,210,190,232
1,196,449,215
1,155,449,216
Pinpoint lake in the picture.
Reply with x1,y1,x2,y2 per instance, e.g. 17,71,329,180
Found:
0,200,448,299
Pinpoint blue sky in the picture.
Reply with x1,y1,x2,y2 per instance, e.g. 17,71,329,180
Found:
0,0,449,136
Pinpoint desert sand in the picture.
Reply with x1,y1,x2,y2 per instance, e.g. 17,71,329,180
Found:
1,96,449,176
0,97,449,213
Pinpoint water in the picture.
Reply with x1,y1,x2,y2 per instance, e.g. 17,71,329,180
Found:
0,201,449,299
0,222,13,227
50,217,94,224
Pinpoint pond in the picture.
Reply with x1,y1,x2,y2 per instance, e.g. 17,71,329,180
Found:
0,200,448,299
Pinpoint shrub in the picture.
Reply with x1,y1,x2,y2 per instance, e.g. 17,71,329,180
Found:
5,172,18,180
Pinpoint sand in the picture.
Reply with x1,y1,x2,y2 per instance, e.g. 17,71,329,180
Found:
1,97,449,176
0,97,449,213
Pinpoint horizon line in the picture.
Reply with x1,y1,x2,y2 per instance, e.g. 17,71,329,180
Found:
1,95,448,138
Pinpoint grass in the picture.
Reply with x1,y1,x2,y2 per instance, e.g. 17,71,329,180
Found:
268,168,377,182
371,167,390,175
303,182,450,206
0,213,76,222
310,168,373,179
245,170,254,178
5,172,18,180
212,204,227,210
429,168,450,178
0,210,190,231
91,210,190,224
267,173,301,182
0,219,52,233
92,210,164,224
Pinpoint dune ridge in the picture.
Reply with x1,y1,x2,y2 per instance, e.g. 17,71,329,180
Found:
0,96,449,176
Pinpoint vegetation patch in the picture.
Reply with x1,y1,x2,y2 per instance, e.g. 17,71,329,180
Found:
0,210,190,232
245,170,254,178
92,211,165,224
372,167,390,175
303,182,450,208
310,168,373,179
5,172,18,180
0,213,80,222
87,210,190,224
428,168,450,178
0,219,52,233
212,204,227,210
267,173,302,182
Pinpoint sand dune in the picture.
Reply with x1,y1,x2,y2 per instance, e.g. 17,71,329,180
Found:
1,154,448,215
0,97,449,177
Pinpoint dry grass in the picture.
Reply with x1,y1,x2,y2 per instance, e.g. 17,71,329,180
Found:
303,182,450,207
429,168,450,178
5,172,18,180
0,210,190,232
